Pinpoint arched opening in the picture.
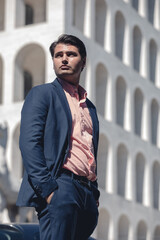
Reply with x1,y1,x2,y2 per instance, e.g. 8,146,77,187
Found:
24,71,33,98
118,215,130,240
137,221,147,240
72,0,86,32
16,0,46,27
115,11,125,61
134,88,144,137
133,26,142,73
14,44,45,102
148,0,156,25
0,56,3,104
154,226,160,240
25,4,34,25
151,99,159,146
116,76,127,128
96,63,108,118
117,144,128,197
132,0,139,11
97,134,109,190
12,124,23,180
97,208,110,240
135,153,145,203
0,0,5,31
149,39,157,85
153,161,160,209
95,0,107,47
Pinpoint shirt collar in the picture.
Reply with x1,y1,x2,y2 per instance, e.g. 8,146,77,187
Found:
58,78,87,101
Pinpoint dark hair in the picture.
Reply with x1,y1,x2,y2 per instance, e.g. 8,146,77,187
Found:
49,34,87,59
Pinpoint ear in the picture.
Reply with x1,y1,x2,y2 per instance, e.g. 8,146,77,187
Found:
81,57,86,71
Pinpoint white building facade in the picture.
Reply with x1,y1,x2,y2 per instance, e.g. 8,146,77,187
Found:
0,0,160,239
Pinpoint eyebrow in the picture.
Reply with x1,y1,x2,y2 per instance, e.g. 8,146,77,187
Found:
54,51,77,57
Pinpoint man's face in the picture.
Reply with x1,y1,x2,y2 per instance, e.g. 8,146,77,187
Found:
53,43,86,86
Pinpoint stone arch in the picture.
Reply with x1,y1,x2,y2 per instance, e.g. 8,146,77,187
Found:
116,76,127,128
0,0,5,31
137,220,147,240
152,161,160,209
97,208,110,240
12,123,23,180
134,88,144,137
16,0,46,27
96,63,108,117
118,215,130,240
151,99,159,146
97,134,109,190
95,0,107,47
115,11,125,61
133,26,142,73
117,144,128,197
149,39,157,85
14,43,45,101
0,56,3,104
72,0,86,32
135,153,145,203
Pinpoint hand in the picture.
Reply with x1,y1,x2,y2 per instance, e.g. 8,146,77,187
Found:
45,192,54,204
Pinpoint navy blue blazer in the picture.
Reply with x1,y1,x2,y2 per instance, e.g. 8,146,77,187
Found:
16,79,99,207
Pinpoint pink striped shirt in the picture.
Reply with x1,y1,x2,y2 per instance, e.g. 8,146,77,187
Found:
59,79,96,181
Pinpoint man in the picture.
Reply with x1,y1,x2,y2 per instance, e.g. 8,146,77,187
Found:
17,34,100,240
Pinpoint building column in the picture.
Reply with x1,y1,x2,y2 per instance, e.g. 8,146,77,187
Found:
106,75,113,122
126,154,136,201
89,0,95,40
5,0,17,31
130,89,135,134
109,218,116,240
124,23,133,67
107,145,114,194
111,74,116,124
84,0,92,38
124,88,132,132
143,162,153,207
3,55,15,104
123,0,130,3
87,60,96,104
155,48,160,88
111,143,117,195
142,98,151,142
154,0,160,30
141,38,149,80
106,7,115,53
47,0,65,26
139,0,148,18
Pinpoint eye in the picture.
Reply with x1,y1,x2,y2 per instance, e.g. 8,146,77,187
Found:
67,52,77,57
54,52,63,58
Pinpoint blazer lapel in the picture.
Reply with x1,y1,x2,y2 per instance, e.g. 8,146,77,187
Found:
51,79,72,138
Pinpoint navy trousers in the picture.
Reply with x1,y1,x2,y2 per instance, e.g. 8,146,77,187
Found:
36,173,99,240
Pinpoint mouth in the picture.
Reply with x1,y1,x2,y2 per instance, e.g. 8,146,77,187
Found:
60,65,70,70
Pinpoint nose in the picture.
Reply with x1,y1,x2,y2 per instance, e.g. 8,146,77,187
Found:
62,54,68,64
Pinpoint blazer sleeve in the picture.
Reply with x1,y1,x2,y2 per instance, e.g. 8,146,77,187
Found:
19,86,58,199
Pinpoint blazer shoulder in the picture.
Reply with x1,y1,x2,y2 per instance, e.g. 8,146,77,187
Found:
29,82,54,94
26,82,57,100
